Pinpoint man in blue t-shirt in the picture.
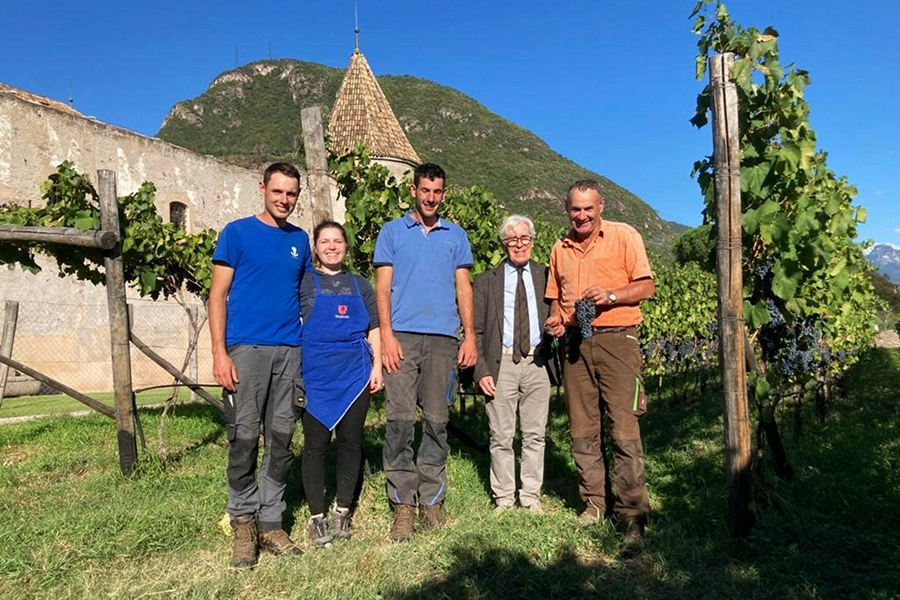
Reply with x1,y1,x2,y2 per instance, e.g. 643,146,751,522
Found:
209,162,312,569
374,163,477,542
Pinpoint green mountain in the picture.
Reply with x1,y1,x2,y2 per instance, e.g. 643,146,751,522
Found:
158,59,679,248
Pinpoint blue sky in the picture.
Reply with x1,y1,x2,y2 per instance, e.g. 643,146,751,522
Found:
2,1,898,244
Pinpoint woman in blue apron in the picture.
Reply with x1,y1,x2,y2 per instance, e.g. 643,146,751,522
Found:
300,221,382,546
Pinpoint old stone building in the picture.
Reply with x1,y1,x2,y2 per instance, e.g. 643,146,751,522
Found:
0,43,420,398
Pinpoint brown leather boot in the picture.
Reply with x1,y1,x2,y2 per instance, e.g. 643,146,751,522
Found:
259,529,303,556
390,505,416,542
230,514,258,570
419,502,447,530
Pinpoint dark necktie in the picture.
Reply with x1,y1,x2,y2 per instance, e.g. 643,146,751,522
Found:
513,266,530,364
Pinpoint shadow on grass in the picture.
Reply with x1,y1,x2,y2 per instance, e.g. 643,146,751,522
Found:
383,350,900,599
133,403,226,474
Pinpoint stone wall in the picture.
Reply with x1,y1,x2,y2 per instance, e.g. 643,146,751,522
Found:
0,85,340,395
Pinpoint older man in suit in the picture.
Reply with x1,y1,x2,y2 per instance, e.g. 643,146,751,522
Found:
473,215,556,512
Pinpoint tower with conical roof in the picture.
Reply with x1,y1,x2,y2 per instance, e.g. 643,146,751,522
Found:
326,25,420,180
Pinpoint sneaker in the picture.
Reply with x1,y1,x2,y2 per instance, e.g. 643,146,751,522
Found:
493,504,514,514
576,499,603,527
330,508,352,540
390,504,416,542
419,502,447,530
230,514,258,570
521,501,544,514
259,529,303,556
307,516,332,548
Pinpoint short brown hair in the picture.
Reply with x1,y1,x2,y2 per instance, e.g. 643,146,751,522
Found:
566,179,605,207
263,162,302,186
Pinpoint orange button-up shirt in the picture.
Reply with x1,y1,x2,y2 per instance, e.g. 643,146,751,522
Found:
545,218,653,327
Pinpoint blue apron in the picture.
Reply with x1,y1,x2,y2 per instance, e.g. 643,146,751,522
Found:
301,273,372,430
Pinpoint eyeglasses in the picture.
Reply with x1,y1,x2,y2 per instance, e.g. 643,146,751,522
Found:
503,236,533,247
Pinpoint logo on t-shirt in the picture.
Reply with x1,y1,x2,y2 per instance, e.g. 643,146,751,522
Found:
290,246,299,258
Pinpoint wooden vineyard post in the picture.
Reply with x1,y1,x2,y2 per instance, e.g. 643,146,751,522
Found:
98,170,138,476
0,301,19,406
710,53,754,537
301,106,333,224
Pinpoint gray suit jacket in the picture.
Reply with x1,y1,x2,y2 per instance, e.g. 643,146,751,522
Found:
473,259,557,387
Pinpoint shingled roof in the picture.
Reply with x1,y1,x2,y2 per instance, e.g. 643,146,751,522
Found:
326,50,420,165
0,83,82,118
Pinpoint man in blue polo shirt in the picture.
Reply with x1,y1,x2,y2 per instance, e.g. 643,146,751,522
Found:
209,162,312,569
374,163,477,542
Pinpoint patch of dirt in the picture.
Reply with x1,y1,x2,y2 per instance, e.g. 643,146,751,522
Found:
875,330,900,349
1,443,37,466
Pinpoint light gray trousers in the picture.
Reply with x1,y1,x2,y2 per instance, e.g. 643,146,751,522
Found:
485,352,551,508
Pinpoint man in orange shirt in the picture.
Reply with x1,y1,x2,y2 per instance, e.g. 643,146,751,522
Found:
545,179,655,549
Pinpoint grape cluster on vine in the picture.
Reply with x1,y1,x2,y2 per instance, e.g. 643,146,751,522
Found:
758,299,831,379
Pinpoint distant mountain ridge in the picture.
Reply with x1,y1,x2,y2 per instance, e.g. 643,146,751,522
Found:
157,59,678,248
865,243,900,283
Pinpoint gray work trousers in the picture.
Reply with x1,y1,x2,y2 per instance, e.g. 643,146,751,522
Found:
383,332,458,507
223,344,301,530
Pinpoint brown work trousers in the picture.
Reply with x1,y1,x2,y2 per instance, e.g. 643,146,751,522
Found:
562,326,650,522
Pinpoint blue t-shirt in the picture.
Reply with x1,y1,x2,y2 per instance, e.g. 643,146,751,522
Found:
373,212,473,338
212,215,312,346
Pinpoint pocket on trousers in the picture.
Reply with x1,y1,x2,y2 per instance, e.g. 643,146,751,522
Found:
445,368,458,406
223,390,237,442
632,377,647,417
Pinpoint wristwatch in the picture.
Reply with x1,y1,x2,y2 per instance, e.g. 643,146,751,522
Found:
608,292,617,305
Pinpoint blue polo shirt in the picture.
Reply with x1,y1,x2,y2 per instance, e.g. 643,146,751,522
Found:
212,215,312,347
374,212,473,338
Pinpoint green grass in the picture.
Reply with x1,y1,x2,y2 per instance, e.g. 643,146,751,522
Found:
0,387,218,420
0,350,898,599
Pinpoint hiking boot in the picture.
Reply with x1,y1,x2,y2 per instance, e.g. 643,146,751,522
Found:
419,502,447,530
493,503,514,515
521,501,544,514
259,528,302,556
307,516,332,548
618,518,646,558
390,504,416,543
576,499,603,527
230,514,258,570
331,508,352,541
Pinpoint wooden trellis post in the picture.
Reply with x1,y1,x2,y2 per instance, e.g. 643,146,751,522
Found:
710,52,755,537
98,169,138,476
301,106,333,224
0,301,20,406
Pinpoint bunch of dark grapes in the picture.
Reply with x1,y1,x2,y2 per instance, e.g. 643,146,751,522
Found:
676,340,695,360
575,298,595,339
754,258,774,281
759,299,788,364
759,306,829,379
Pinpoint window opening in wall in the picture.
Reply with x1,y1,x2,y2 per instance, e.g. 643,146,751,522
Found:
169,202,188,231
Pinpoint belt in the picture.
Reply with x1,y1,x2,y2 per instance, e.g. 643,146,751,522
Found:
502,346,537,357
567,325,629,335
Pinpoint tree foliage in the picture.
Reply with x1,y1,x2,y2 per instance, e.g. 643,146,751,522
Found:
330,143,566,280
